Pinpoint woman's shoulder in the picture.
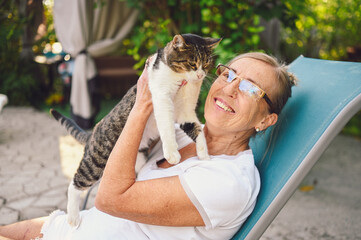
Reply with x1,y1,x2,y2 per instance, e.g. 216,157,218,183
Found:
183,149,258,186
178,149,260,230
189,149,260,196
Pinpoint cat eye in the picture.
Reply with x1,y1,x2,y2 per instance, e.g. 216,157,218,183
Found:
189,62,197,70
203,58,211,67
216,63,274,112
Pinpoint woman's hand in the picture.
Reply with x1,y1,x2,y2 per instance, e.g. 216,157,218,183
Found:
132,57,153,117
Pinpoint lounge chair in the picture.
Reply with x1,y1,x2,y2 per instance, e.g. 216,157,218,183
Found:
233,56,361,239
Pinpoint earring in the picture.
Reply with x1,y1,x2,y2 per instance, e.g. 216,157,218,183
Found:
256,127,260,132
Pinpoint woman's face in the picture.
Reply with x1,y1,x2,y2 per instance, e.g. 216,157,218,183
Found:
204,57,278,136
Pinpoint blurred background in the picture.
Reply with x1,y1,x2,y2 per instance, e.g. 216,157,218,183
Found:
0,0,360,135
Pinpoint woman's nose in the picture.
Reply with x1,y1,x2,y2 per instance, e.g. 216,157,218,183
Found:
223,79,239,98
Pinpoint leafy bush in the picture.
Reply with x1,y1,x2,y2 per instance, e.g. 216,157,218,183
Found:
121,0,299,121
281,0,361,61
0,0,47,106
0,62,42,106
123,0,292,65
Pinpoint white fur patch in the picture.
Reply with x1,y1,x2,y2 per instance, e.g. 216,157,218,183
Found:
67,181,83,228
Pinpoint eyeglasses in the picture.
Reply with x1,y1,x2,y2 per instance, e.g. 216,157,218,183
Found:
216,63,273,112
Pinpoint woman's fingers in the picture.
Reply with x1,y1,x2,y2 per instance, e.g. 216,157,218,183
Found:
134,56,153,112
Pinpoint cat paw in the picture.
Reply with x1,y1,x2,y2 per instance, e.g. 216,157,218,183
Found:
197,147,210,160
164,149,181,165
196,136,210,160
67,214,81,228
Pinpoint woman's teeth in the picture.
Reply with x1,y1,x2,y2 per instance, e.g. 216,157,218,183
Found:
215,100,234,112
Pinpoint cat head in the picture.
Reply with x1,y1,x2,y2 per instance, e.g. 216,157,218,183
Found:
164,34,221,81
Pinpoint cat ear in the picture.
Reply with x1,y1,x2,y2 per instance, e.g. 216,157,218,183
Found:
172,35,186,49
205,37,222,49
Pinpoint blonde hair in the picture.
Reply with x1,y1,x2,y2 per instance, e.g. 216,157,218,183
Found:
228,52,298,115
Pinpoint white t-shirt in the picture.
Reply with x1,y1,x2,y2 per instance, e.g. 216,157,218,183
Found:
41,126,260,240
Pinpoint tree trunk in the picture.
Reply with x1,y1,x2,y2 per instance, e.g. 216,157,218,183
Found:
17,0,44,61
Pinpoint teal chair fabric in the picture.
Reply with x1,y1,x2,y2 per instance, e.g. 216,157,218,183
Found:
233,56,361,239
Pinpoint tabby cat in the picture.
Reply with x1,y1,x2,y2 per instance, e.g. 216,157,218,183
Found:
51,33,221,227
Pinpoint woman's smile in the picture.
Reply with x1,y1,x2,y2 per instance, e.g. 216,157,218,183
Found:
214,98,235,113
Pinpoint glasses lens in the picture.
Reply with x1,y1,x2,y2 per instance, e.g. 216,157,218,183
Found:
227,69,237,83
217,64,237,82
239,80,263,98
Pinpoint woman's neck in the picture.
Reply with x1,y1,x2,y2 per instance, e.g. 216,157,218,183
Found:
203,124,250,156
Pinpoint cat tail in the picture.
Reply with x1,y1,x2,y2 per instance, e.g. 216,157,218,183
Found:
50,109,91,145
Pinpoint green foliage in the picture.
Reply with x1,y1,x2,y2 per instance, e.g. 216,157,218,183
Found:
1,62,42,106
121,0,296,121
281,0,361,61
122,18,173,71
2,0,360,137
0,2,23,71
0,0,45,106
122,0,287,66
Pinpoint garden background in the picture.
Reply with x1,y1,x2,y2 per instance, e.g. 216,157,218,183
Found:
1,0,360,136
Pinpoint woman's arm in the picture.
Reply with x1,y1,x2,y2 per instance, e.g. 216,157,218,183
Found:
95,64,204,227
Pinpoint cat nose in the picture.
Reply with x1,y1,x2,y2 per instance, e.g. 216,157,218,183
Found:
197,73,203,79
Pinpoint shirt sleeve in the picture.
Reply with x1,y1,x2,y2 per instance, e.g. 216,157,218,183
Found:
178,160,253,229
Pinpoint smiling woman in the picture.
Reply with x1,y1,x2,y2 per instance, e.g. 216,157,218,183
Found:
206,55,275,142
0,52,297,240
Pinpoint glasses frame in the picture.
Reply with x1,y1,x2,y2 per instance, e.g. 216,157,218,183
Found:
216,63,274,112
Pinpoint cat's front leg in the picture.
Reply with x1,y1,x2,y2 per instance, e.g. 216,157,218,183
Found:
151,94,181,165
195,127,209,160
179,121,210,160
176,85,210,160
176,98,209,160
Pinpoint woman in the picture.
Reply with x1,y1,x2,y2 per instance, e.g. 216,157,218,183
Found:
0,52,297,240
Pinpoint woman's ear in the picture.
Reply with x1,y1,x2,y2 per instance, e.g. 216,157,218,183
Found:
258,113,278,131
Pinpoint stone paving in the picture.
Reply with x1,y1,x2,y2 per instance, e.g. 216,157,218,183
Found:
0,106,360,239
0,107,95,225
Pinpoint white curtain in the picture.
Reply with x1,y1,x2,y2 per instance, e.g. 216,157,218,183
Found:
53,0,138,129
